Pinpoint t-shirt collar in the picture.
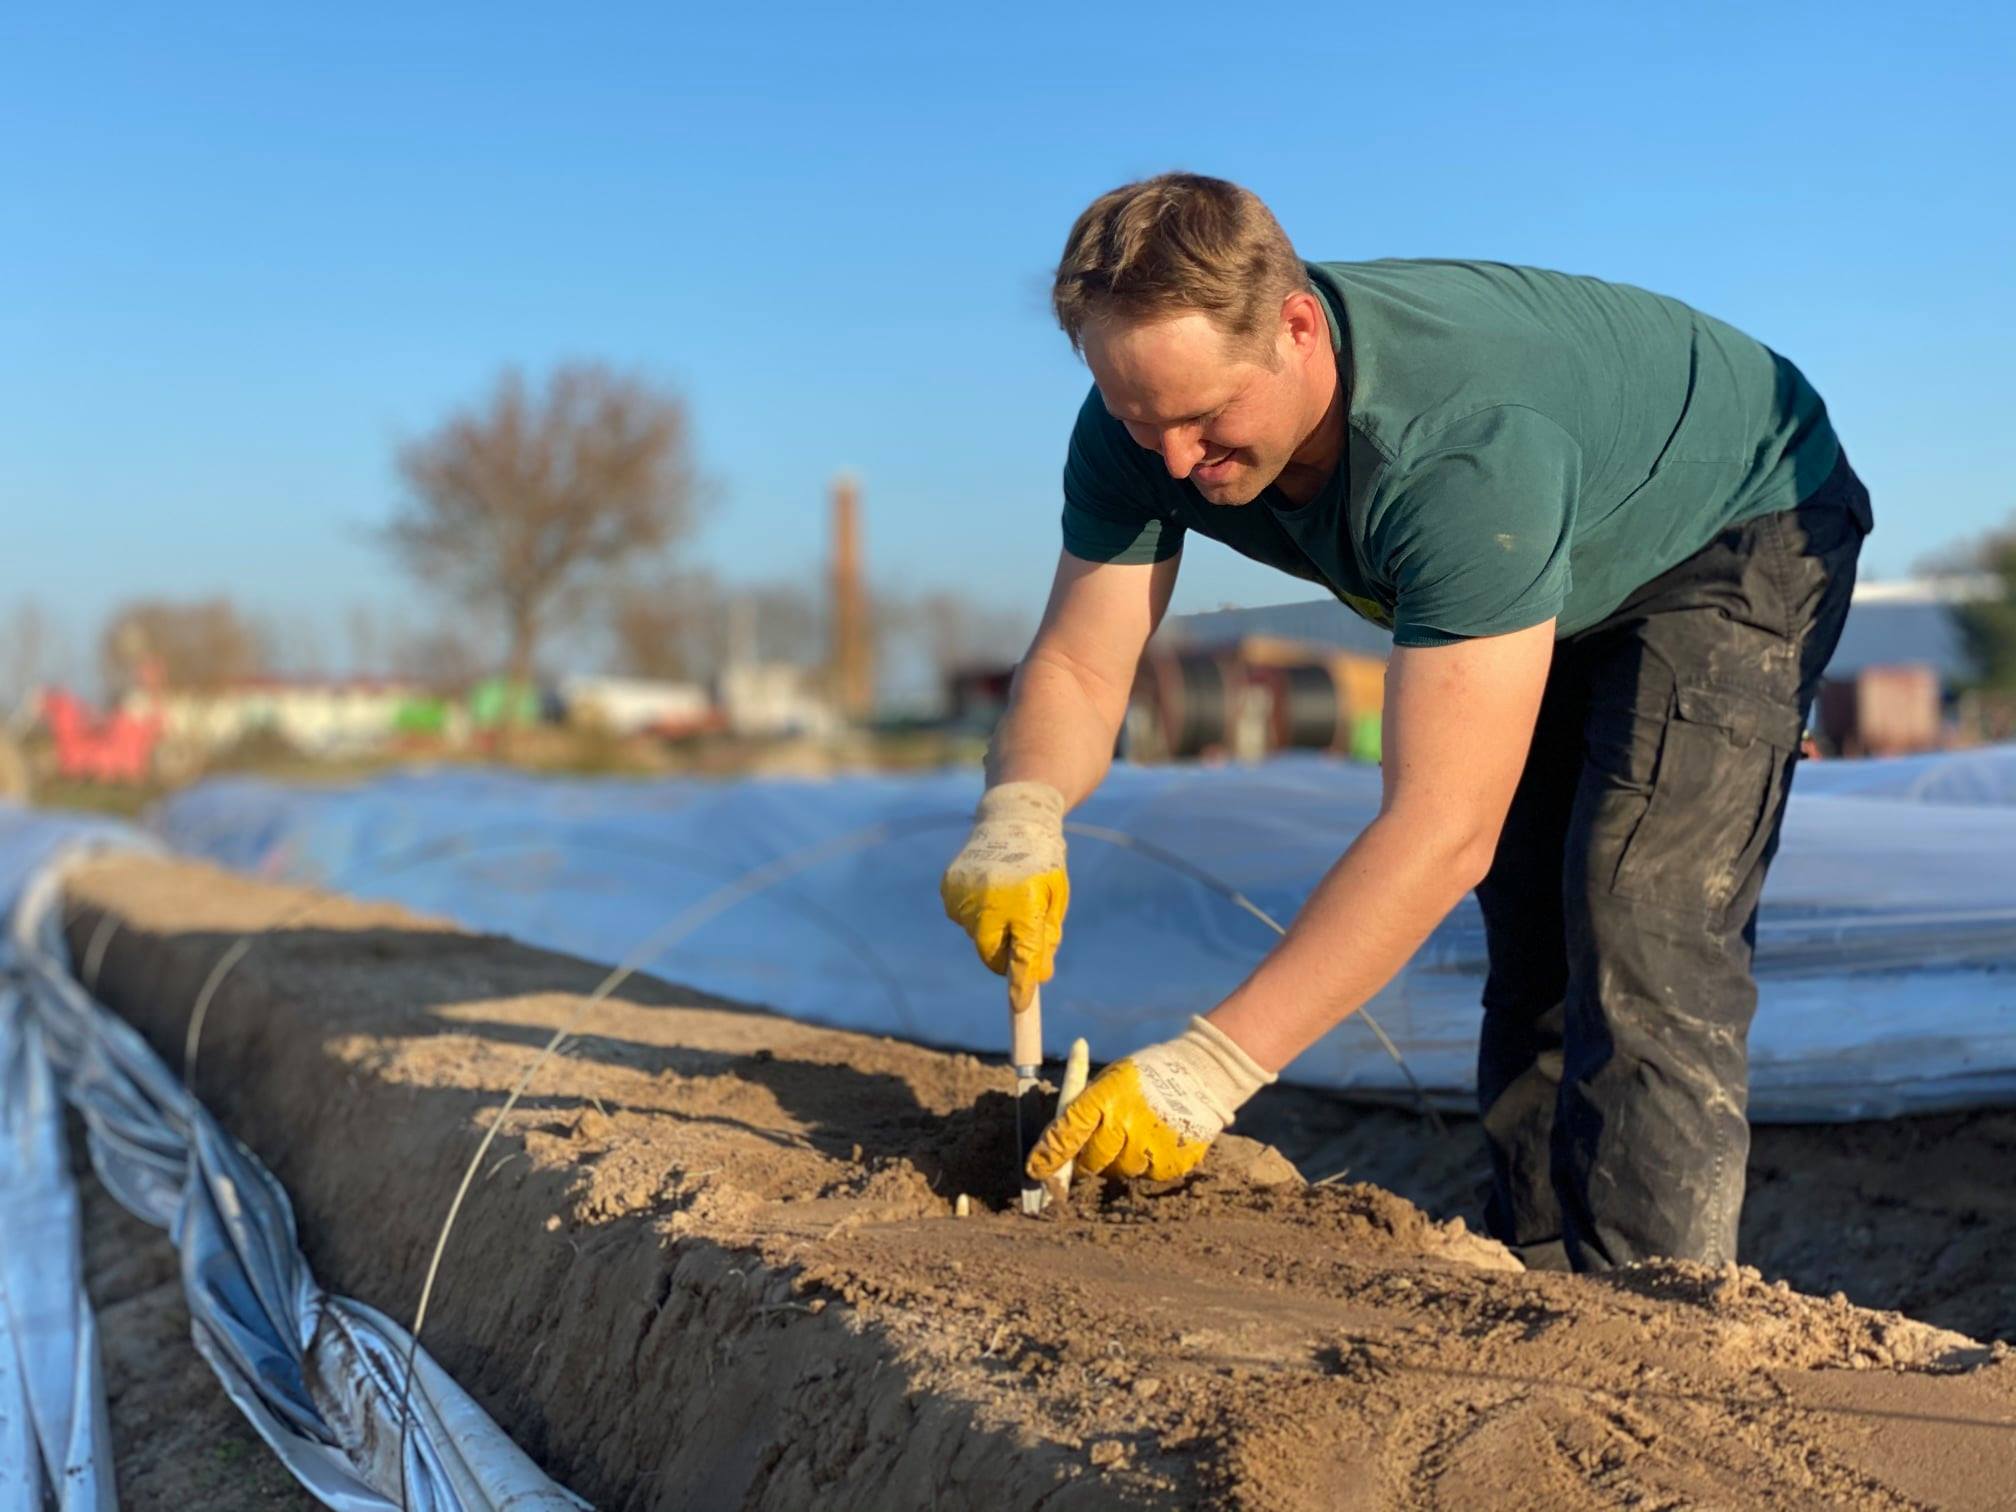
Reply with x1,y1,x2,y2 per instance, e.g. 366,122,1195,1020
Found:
1307,260,1346,358
1260,265,1351,518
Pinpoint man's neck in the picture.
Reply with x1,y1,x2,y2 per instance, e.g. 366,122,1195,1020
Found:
1272,342,1346,507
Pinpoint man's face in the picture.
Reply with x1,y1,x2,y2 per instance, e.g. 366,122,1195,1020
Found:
1082,309,1308,506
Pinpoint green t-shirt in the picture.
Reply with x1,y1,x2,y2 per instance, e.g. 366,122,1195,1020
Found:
1061,260,1844,646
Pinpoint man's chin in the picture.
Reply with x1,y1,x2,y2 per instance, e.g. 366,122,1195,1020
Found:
1196,476,1265,507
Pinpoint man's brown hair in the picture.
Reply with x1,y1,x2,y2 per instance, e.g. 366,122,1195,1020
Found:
1051,173,1309,356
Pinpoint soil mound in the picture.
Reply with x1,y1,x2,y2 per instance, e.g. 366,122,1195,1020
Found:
1243,1083,2016,1346
64,855,2016,1510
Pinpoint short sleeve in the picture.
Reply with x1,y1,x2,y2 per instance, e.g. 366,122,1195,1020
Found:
1060,388,1185,565
1372,406,1581,647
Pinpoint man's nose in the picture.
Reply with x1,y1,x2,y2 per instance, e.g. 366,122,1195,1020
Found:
1159,430,1202,479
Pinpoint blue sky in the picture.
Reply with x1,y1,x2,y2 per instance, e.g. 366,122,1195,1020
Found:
4,2,2011,679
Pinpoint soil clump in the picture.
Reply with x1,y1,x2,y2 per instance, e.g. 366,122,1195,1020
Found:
63,855,2016,1509
1243,1081,2016,1345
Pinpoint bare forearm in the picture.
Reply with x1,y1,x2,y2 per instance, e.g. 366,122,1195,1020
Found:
1207,810,1493,1073
985,648,1128,809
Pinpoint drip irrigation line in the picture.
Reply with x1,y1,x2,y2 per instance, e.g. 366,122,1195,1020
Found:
40,893,119,991
175,822,925,1089
118,802,1445,1507
389,807,1450,1504
392,813,956,1509
79,908,122,992
165,810,1439,1129
1064,821,1447,1136
510,828,924,1039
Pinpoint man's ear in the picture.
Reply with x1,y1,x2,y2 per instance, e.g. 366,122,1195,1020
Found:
1280,289,1326,357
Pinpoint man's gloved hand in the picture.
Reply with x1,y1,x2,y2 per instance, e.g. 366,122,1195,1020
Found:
1027,1016,1276,1183
940,781,1069,1012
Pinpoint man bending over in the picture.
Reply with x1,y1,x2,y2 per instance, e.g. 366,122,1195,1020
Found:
940,173,1869,1271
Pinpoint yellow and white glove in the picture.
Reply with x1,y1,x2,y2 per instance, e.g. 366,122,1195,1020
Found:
1026,1017,1275,1183
940,781,1069,1012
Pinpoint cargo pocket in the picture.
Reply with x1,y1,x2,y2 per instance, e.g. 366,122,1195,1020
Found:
1610,684,1804,917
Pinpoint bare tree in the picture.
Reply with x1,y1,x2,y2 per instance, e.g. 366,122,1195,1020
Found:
391,622,487,690
895,590,1034,680
1,599,51,708
267,612,328,679
99,598,270,693
1953,518,2016,690
608,570,725,682
383,363,703,690
346,603,382,678
2,602,51,799
606,571,835,685
739,580,826,667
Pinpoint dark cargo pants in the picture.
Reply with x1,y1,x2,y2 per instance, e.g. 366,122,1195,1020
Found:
1474,453,1872,1271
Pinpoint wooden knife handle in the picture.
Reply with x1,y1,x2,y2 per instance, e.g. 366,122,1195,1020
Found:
1011,983,1043,1069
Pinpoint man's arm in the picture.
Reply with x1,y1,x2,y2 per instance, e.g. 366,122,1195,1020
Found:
986,548,1182,807
1207,619,1554,1070
940,548,1178,1007
1027,620,1555,1185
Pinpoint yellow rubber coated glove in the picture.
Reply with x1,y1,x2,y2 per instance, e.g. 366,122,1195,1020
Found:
1027,1016,1275,1183
940,781,1069,1012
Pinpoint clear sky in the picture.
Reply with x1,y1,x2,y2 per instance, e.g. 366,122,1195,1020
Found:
4,2,2011,678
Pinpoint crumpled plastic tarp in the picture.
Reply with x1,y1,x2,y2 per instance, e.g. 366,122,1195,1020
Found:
0,805,587,1511
154,746,2016,1123
1,965,114,1511
1788,742,2016,805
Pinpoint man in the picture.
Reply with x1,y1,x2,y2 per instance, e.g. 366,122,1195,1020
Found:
940,173,1870,1272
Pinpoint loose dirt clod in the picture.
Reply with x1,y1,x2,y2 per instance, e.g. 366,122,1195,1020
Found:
63,856,2016,1510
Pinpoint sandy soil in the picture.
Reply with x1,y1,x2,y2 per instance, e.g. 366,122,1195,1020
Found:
62,854,2016,1510
1242,1095,2016,1347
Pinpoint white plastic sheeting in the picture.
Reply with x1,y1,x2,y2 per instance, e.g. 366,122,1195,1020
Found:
156,747,2016,1123
1791,743,2016,805
1,972,114,1512
1,812,133,1512
0,806,587,1512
